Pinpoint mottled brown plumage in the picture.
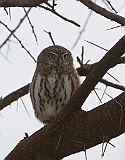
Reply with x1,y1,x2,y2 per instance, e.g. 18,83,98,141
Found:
30,45,80,124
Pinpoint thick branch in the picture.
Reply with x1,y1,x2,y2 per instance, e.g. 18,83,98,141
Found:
79,0,125,26
67,35,125,113
0,0,47,7
4,34,125,160
5,92,125,159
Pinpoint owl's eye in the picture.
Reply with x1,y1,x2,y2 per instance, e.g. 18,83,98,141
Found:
48,53,55,59
63,54,69,60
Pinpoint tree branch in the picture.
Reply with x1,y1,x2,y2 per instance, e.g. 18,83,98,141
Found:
77,56,125,91
0,83,30,111
4,34,125,160
1,21,36,62
100,79,125,91
79,0,125,26
5,92,125,160
0,8,31,49
77,56,125,76
39,5,80,27
0,0,47,7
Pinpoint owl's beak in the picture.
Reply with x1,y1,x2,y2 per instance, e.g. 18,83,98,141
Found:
58,58,63,67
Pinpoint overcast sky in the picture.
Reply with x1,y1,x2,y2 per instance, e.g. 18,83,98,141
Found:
0,0,125,159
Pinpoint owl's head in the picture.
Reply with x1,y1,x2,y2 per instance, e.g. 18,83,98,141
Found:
37,45,73,67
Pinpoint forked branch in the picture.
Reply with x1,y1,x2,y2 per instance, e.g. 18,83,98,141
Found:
5,35,125,160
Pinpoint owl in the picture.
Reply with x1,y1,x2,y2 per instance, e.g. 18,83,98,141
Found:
30,45,80,124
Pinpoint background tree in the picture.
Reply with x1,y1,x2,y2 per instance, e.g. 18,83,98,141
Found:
0,0,125,159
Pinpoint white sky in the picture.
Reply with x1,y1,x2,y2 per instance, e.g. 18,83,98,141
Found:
0,0,125,159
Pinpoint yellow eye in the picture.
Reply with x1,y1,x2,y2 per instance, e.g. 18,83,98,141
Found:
48,53,55,59
63,54,69,60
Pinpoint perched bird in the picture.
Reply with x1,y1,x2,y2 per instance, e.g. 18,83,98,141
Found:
30,45,80,124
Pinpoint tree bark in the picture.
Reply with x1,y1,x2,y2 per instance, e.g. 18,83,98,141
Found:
5,92,125,160
5,35,125,160
0,0,47,7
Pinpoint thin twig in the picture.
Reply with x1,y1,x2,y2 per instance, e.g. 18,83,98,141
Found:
101,141,108,157
107,72,120,83
9,7,11,20
23,7,38,44
84,39,108,51
20,98,30,117
106,25,122,31
0,8,31,49
81,46,84,63
3,7,8,15
102,138,105,157
103,0,118,13
99,86,107,105
77,56,84,68
52,0,57,11
93,89,102,104
43,30,55,45
16,98,19,113
0,21,36,62
101,140,115,157
0,50,12,64
106,0,118,13
83,144,88,160
39,5,80,27
72,6,94,49
108,142,115,148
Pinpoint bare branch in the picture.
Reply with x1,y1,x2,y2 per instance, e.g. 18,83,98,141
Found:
0,21,36,62
0,0,48,7
84,39,108,51
77,56,125,75
77,56,125,91
103,0,118,13
0,8,31,49
0,83,30,111
20,97,30,117
39,5,80,27
106,72,119,83
5,92,125,159
23,8,38,44
106,25,122,31
72,1,95,49
100,79,125,91
79,0,125,26
0,50,12,64
43,30,55,45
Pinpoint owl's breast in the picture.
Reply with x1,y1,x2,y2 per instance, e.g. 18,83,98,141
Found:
30,68,79,123
47,72,59,91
